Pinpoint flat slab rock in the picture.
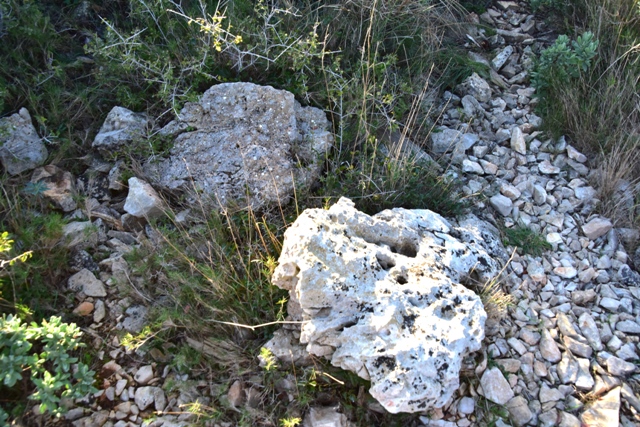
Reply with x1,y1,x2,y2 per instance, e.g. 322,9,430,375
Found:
145,82,333,209
271,198,506,413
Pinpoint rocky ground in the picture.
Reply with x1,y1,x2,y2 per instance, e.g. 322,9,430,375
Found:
5,1,640,426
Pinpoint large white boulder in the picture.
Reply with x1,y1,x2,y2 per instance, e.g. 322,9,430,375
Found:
271,198,505,413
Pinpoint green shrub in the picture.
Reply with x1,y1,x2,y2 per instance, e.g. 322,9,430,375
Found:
501,225,552,256
531,32,599,97
0,315,97,419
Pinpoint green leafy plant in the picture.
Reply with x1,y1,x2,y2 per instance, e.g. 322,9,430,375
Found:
0,315,97,419
531,32,599,96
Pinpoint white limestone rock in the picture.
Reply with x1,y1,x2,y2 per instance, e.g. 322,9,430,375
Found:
271,198,505,413
124,177,165,220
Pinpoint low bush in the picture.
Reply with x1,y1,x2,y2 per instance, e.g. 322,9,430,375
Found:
0,315,97,419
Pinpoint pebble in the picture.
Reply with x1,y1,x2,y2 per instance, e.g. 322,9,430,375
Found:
539,329,562,363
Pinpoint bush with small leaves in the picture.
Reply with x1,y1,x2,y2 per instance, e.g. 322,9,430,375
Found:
0,315,97,419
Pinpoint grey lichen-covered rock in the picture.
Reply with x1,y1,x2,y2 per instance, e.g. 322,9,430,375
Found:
92,106,150,152
145,83,333,209
0,108,48,176
271,198,504,413
456,73,492,103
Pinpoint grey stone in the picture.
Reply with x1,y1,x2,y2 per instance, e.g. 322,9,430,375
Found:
123,177,165,220
68,268,106,297
539,383,564,403
563,336,592,358
304,406,352,427
510,126,527,154
490,194,513,216
578,313,603,351
580,387,620,427
462,159,484,174
134,386,159,411
506,395,532,426
134,365,154,385
540,329,562,363
616,320,640,334
0,108,48,175
146,83,333,210
481,367,515,405
606,356,636,376
558,352,579,384
575,357,595,391
559,412,581,427
582,218,613,240
122,305,148,333
539,160,560,174
431,128,463,155
457,73,492,102
92,106,150,152
93,299,106,323
62,221,98,248
492,45,514,70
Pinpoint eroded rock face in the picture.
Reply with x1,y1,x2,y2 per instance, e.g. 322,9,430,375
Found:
272,198,505,413
145,83,332,209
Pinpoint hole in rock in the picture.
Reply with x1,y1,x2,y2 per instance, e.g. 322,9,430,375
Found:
395,274,408,285
390,240,418,258
315,307,332,318
376,253,396,270
337,321,357,332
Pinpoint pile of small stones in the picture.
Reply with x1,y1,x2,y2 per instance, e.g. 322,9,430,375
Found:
413,2,640,427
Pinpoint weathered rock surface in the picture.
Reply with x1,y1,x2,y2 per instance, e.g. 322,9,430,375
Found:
271,197,505,413
31,165,77,211
0,108,48,175
145,83,333,209
92,106,150,152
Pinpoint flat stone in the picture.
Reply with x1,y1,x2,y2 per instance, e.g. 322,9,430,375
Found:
580,387,620,427
533,185,547,205
462,159,484,174
92,106,150,152
123,177,165,220
539,160,560,174
490,194,513,216
540,329,561,363
134,386,159,411
567,145,587,162
575,357,595,391
616,320,640,333
582,218,613,240
457,72,492,102
481,367,514,405
559,411,581,427
600,297,621,312
506,395,532,426
563,336,593,358
121,305,148,334
68,268,107,297
558,352,579,384
431,128,463,155
93,299,106,323
510,127,527,154
0,108,48,175
606,356,636,376
572,289,597,305
554,266,577,279
578,313,603,351
304,406,350,427
134,365,154,385
30,165,77,212
539,383,564,403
